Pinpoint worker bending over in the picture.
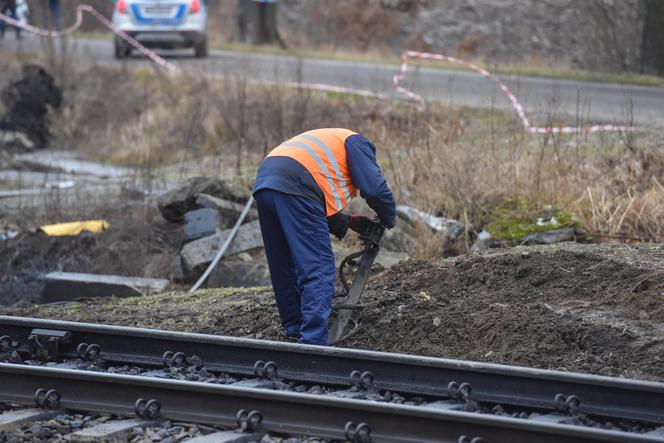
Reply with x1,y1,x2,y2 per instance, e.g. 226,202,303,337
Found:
253,128,396,346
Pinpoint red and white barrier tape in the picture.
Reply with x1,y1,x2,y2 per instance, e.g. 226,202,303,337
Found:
0,9,639,134
0,6,390,99
394,50,638,134
0,5,178,71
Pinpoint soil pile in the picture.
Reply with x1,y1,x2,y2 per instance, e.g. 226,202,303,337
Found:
209,243,664,380
0,65,62,151
353,244,664,379
6,243,664,381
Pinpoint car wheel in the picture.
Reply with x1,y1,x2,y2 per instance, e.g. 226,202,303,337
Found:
194,37,208,58
114,39,128,59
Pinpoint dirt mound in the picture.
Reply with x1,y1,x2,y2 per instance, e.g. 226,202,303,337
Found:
0,206,182,306
351,244,664,379
6,243,664,380
207,243,664,380
0,65,62,151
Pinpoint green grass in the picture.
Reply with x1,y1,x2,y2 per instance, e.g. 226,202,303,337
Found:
486,199,581,241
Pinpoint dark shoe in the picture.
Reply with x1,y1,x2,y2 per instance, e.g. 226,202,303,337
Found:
282,330,301,343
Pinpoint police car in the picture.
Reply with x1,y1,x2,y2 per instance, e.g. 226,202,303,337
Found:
112,0,208,58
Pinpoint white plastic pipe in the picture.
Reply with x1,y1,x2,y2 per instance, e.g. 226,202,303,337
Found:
189,195,256,292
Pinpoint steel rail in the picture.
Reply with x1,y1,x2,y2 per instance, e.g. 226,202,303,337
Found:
0,363,661,443
2,316,663,425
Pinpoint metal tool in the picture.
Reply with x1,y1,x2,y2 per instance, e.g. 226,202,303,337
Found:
328,219,385,345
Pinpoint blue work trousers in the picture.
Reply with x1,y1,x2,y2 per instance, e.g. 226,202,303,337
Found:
254,189,336,346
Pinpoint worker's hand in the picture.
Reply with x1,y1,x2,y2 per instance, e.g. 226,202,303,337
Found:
348,215,373,235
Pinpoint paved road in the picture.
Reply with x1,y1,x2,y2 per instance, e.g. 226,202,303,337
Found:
3,35,663,129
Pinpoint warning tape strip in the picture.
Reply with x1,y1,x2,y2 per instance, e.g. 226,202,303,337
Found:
0,8,639,134
0,6,390,100
0,5,177,71
394,50,638,134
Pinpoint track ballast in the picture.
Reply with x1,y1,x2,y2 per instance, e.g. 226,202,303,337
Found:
1,316,663,442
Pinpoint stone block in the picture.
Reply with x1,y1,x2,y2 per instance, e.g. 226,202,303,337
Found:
42,272,170,303
180,220,263,272
70,419,158,443
184,208,220,242
0,409,63,431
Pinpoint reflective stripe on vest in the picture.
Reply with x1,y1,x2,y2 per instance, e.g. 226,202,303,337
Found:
267,129,359,216
280,140,344,211
298,133,352,203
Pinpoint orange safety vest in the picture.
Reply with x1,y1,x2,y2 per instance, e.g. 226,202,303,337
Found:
266,128,359,216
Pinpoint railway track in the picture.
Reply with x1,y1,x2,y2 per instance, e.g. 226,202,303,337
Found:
1,315,663,442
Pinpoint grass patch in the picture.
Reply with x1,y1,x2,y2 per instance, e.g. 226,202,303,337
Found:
0,287,269,333
485,200,580,241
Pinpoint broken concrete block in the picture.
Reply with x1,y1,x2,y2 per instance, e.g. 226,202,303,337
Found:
0,409,64,431
196,193,258,224
70,419,158,443
396,205,464,238
184,208,220,242
157,177,250,223
42,272,170,303
180,220,263,272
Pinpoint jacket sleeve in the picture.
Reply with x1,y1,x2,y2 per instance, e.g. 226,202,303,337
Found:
345,134,396,228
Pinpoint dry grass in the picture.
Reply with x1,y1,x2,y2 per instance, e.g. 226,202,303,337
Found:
1,49,662,254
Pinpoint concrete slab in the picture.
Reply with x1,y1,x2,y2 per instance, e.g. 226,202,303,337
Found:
0,408,64,431
184,431,262,443
529,414,568,424
180,220,263,272
70,419,158,442
184,208,220,242
42,272,170,303
424,400,462,411
229,379,276,389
